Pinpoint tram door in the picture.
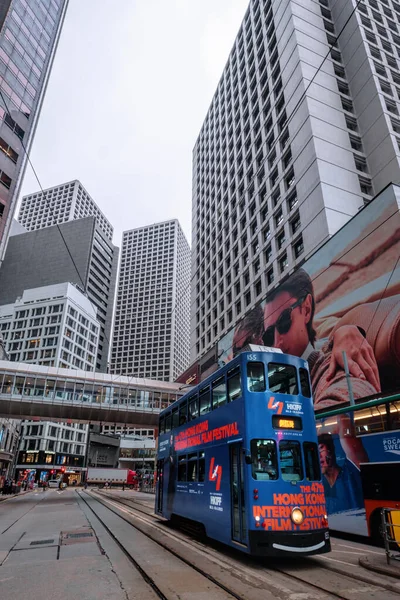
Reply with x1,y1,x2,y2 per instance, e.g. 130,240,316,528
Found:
156,459,164,514
230,443,247,545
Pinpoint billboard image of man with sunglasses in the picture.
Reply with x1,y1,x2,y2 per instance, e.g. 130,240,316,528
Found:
263,269,380,408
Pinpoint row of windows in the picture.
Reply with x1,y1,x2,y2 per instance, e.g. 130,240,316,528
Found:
160,361,311,434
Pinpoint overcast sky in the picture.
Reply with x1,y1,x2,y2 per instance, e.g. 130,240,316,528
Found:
18,0,249,247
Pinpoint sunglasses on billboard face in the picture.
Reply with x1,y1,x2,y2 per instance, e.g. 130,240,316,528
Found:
262,296,305,347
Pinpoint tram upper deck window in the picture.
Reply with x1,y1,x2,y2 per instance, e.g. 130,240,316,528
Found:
179,400,187,425
303,442,321,481
159,415,165,434
268,363,298,395
172,408,179,429
251,439,278,480
165,413,172,432
279,440,303,482
227,367,242,401
299,368,311,398
247,362,266,392
213,377,227,409
188,395,199,421
199,386,211,416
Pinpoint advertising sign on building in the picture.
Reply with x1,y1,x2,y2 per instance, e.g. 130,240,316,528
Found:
217,183,400,410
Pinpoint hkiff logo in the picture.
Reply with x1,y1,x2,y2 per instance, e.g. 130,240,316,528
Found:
209,456,222,491
268,396,283,414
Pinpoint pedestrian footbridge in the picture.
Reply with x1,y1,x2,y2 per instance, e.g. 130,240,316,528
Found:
0,360,184,425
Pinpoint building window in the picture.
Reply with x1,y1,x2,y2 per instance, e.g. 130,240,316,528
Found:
293,237,304,258
279,254,288,272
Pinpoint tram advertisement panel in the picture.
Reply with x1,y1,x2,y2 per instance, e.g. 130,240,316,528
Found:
318,412,400,535
218,184,400,411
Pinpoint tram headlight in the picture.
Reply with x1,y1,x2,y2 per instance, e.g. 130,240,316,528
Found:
291,507,304,525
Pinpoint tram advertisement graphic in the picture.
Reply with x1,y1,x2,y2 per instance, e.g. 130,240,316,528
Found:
253,482,327,531
174,420,239,451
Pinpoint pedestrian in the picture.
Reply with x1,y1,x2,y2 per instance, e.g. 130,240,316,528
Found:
122,482,125,491
84,481,88,490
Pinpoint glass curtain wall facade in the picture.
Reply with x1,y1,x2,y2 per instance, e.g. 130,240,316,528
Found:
0,0,69,259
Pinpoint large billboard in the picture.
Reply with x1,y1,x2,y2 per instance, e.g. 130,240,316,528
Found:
218,183,400,411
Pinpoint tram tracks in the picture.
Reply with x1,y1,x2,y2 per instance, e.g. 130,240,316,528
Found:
0,491,45,534
83,490,400,600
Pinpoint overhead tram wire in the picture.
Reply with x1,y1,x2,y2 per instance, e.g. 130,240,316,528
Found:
168,0,367,334
0,87,114,362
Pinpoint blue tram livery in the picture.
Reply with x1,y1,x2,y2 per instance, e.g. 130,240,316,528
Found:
155,346,331,556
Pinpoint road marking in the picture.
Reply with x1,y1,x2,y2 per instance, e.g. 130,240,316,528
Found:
332,550,365,555
317,555,356,567
334,543,383,555
0,577,14,583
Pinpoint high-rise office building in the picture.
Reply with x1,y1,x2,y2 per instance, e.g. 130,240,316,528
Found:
0,216,118,371
0,0,69,259
111,220,191,381
191,0,400,361
0,281,97,483
0,282,100,368
19,180,113,241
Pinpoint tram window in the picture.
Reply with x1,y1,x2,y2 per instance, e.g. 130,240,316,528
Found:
172,408,179,429
268,363,298,395
354,406,387,436
389,400,400,430
251,439,278,480
303,442,321,481
228,369,242,401
178,455,187,481
179,400,188,426
212,377,227,409
247,362,266,392
199,386,211,415
279,440,303,482
299,368,311,398
165,413,171,432
159,416,165,434
198,451,205,482
187,453,198,482
188,395,199,421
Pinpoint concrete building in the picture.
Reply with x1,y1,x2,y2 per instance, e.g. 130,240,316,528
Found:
0,282,100,369
0,0,69,260
190,0,400,361
111,220,191,381
0,281,98,484
0,313,20,483
19,180,113,241
0,216,118,371
118,435,156,474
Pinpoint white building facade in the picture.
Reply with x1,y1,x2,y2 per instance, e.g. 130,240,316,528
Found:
18,179,113,241
0,282,99,483
111,219,191,381
191,0,400,361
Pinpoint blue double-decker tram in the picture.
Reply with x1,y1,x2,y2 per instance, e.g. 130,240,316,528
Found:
155,346,331,556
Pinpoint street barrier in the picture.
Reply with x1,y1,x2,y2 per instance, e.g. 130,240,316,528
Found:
381,508,400,565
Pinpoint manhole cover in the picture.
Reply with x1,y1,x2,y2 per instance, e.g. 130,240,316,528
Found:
61,528,95,545
30,539,54,546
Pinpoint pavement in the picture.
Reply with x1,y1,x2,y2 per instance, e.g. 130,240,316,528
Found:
0,487,128,600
